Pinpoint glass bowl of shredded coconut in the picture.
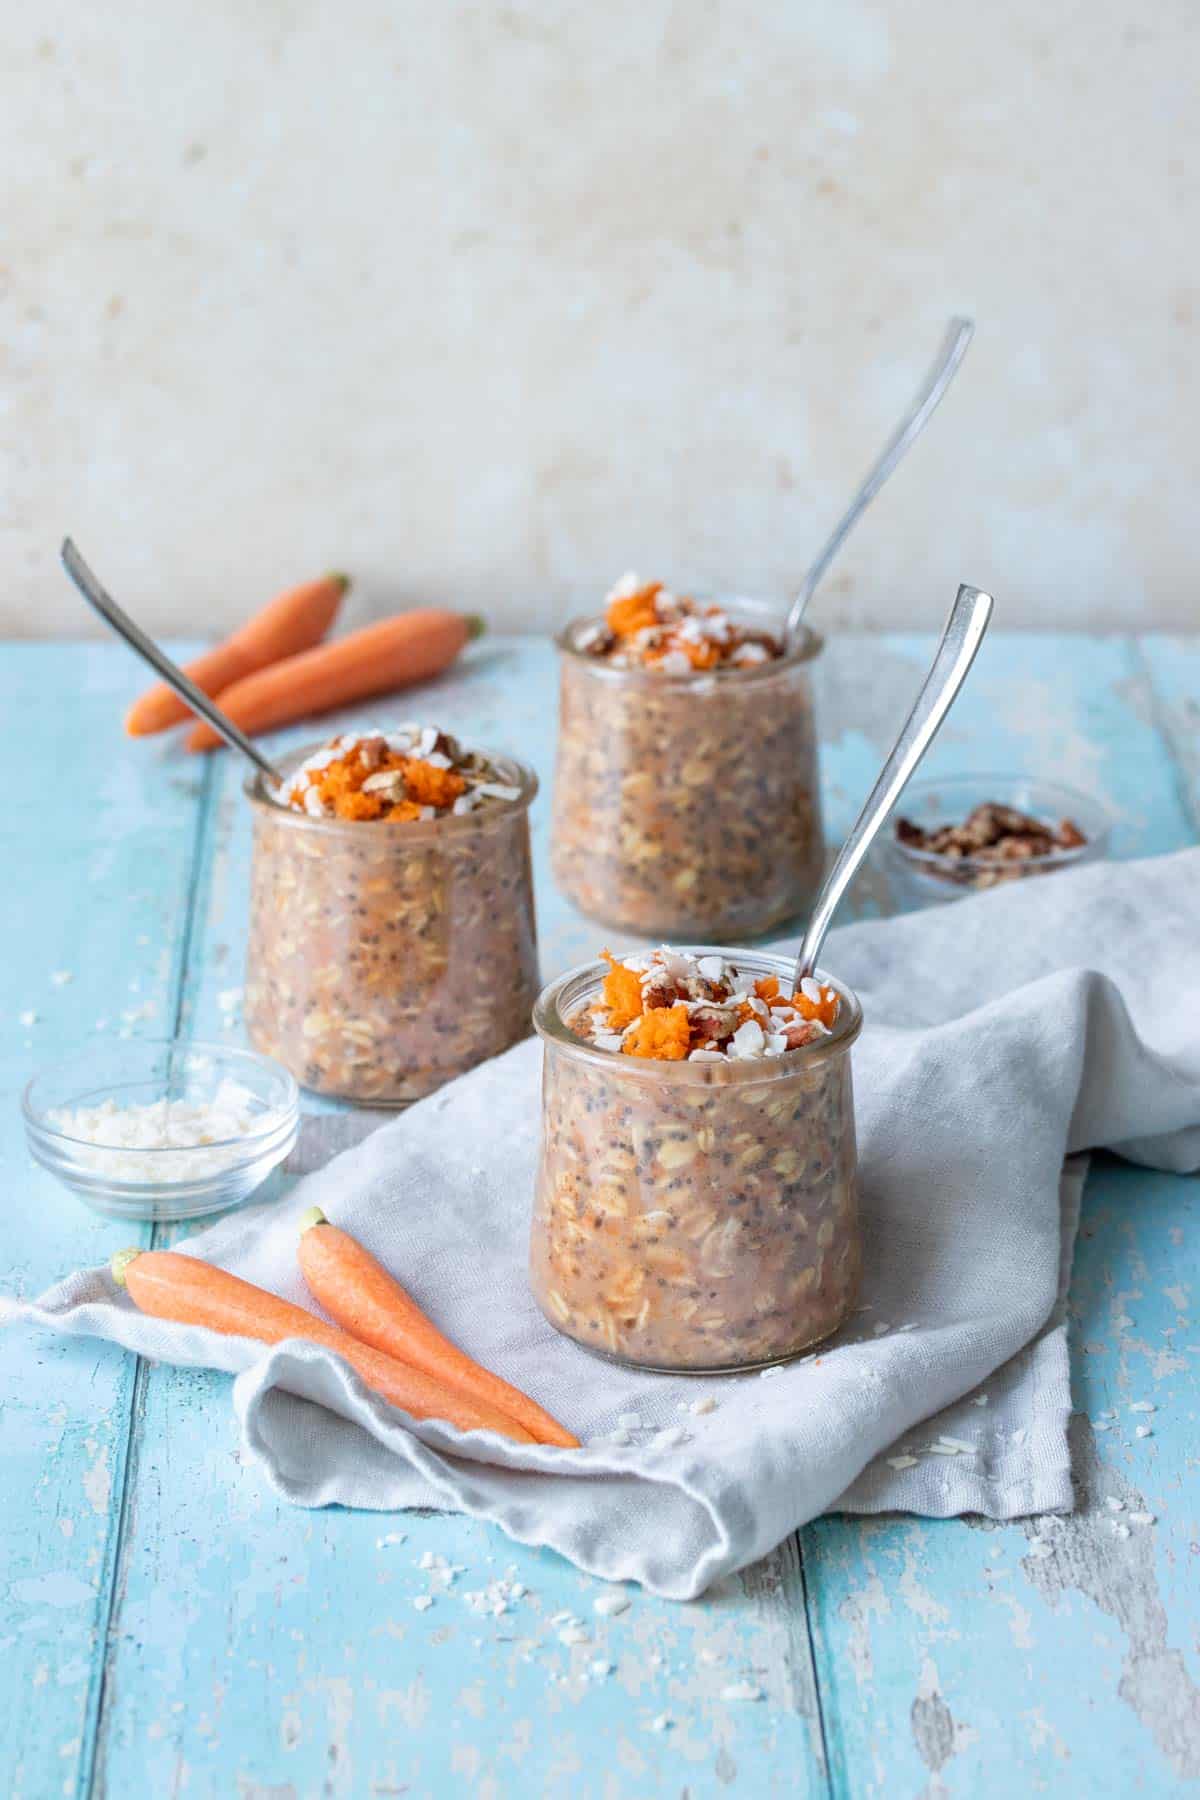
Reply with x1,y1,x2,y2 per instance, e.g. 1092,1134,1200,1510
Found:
23,1041,299,1220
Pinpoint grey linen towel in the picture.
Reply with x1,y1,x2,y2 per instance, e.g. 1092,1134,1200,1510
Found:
6,849,1199,1600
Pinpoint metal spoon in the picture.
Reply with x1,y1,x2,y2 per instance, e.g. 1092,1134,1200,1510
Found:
794,581,993,986
60,538,284,788
785,317,974,645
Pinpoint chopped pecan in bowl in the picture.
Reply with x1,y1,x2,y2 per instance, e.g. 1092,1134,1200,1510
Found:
888,775,1111,903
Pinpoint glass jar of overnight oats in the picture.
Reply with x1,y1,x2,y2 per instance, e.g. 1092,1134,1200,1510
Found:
550,577,825,939
243,725,539,1105
529,946,861,1373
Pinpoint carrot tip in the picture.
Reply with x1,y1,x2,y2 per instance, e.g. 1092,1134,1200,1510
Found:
466,614,486,641
110,1247,141,1287
326,573,351,593
298,1205,328,1236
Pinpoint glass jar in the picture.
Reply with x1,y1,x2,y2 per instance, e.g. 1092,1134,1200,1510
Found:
549,603,825,938
529,948,861,1372
243,749,540,1105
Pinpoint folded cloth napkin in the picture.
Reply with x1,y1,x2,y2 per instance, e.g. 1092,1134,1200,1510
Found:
7,849,1199,1600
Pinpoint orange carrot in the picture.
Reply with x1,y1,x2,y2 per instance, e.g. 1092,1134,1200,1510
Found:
111,1248,533,1444
125,572,349,736
185,609,485,751
297,1210,579,1449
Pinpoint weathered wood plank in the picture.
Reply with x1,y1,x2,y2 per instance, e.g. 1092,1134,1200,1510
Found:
0,643,208,1800
799,631,1200,1797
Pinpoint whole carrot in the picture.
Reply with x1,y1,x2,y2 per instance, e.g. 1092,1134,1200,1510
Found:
111,1248,533,1444
297,1210,579,1449
125,572,349,736
185,609,485,751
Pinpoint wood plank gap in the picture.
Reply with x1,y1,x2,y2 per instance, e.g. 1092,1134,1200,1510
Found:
80,754,220,1800
793,1529,836,1798
1129,635,1200,836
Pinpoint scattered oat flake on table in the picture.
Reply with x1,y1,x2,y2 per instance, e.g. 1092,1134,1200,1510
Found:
759,1365,783,1379
887,1455,919,1470
937,1436,976,1454
590,1660,613,1679
593,1592,631,1617
412,1595,434,1611
559,1623,591,1646
375,1532,406,1548
1129,1401,1156,1413
721,1681,764,1702
1136,1425,1154,1438
690,1397,717,1416
1092,1420,1111,1431
927,1444,960,1456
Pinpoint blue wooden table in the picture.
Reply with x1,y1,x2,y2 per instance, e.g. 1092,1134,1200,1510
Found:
2,633,1198,1798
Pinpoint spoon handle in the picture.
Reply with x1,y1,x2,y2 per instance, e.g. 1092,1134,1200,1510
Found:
794,582,993,986
786,317,974,643
60,538,284,786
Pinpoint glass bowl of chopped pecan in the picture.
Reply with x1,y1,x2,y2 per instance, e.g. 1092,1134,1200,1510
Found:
529,945,862,1372
885,773,1113,906
550,576,825,939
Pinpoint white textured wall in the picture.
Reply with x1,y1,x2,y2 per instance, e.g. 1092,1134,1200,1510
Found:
4,2,1195,638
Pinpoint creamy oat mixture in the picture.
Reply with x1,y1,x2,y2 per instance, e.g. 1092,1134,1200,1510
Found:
575,574,785,672
276,724,521,823
246,729,538,1105
569,946,841,1061
551,584,824,938
530,952,858,1371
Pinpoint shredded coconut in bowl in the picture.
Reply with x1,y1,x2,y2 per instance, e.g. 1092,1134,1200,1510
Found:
569,946,841,1062
45,1078,287,1185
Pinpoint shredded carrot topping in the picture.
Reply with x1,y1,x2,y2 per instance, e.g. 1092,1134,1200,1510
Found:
794,985,840,1028
605,583,662,638
600,951,645,1030
401,758,466,808
754,976,780,1002
622,1003,691,1060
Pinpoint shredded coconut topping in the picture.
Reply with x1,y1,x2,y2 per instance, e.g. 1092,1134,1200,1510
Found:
569,946,841,1062
575,575,785,672
274,726,520,823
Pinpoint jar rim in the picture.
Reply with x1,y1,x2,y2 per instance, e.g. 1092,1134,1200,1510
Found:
555,597,823,684
533,946,862,1080
243,743,539,837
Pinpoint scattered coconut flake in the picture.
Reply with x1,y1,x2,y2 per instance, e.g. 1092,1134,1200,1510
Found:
590,1659,613,1678
927,1444,960,1456
1135,1425,1154,1439
412,1595,434,1612
593,1592,630,1617
559,1623,591,1646
872,1322,890,1336
886,1455,919,1471
971,1395,989,1407
1026,1540,1053,1559
937,1436,976,1455
690,1397,717,1417
50,970,73,987
1128,1511,1156,1526
759,1366,783,1380
375,1532,406,1548
649,1714,672,1733
1129,1401,1156,1413
617,1412,643,1431
19,1010,37,1027
1115,1315,1134,1329
1110,1522,1131,1540
1105,1497,1125,1512
720,1681,764,1702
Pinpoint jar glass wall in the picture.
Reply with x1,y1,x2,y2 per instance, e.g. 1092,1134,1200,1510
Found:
244,749,539,1105
550,606,825,938
529,949,861,1373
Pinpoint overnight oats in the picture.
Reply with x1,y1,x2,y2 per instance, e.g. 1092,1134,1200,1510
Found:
550,574,825,938
530,945,861,1372
244,724,539,1104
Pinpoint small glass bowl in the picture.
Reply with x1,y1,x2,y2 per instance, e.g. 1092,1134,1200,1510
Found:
22,1040,299,1221
883,773,1113,908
